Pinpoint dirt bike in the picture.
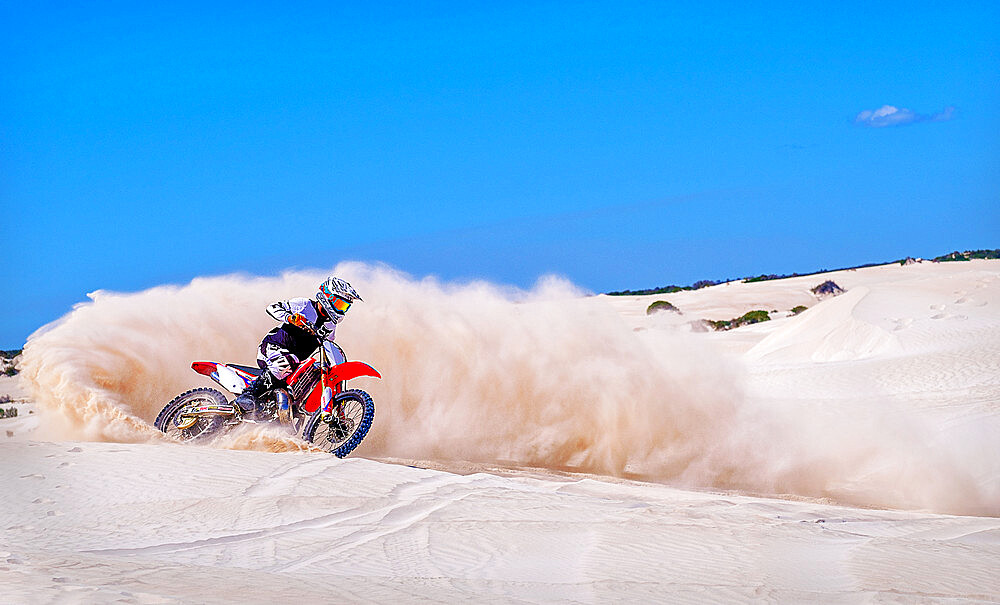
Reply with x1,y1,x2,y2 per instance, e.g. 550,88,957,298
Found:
154,343,380,458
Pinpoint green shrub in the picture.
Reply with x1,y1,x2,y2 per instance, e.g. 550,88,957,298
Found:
739,310,771,324
646,300,680,315
708,310,771,331
1,349,20,376
811,280,845,296
791,305,808,315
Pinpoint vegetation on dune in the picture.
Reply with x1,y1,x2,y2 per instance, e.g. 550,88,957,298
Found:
609,285,687,296
933,249,1000,262
744,274,784,283
606,262,879,294
690,280,718,290
811,280,845,297
608,248,998,333
646,300,681,315
739,261,894,283
1,350,20,376
605,248,998,296
708,310,771,331
0,392,18,418
608,281,719,297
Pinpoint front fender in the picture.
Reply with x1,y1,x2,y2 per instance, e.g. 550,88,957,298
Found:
303,361,381,415
326,361,381,384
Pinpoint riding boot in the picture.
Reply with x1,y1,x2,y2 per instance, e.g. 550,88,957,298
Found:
234,374,271,419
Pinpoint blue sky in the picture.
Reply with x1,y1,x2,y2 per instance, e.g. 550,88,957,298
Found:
2,1,998,347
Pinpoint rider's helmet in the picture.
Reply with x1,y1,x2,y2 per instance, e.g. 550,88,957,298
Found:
317,276,362,324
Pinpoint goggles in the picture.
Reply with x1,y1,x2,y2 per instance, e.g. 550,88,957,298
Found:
330,296,352,314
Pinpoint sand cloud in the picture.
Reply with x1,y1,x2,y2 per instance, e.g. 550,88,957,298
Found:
18,263,1000,515
855,104,955,127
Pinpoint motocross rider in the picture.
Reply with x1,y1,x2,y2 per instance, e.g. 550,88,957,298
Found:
234,276,362,419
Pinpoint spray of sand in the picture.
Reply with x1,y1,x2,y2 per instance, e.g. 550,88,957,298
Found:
19,263,999,515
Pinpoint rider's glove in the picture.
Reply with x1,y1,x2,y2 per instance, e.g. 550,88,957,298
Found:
287,312,308,328
287,313,316,334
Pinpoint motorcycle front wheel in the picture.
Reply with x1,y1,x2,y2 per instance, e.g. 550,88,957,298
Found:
301,389,375,458
154,387,230,442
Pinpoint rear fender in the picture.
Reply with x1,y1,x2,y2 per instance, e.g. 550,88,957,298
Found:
191,361,252,395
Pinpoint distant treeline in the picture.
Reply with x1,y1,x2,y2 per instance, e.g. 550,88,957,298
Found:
606,249,998,296
1,349,22,358
607,280,720,296
739,261,890,284
933,249,1000,262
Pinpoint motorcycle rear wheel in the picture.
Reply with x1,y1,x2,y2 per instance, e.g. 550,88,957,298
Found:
154,387,230,442
301,389,375,458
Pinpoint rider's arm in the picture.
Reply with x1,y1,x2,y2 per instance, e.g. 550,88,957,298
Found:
267,301,311,333
266,300,294,323
268,298,325,334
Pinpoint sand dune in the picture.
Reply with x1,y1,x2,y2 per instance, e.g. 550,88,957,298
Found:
2,259,999,601
3,441,998,603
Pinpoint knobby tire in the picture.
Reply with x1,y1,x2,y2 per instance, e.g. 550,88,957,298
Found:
154,387,230,442
302,389,375,458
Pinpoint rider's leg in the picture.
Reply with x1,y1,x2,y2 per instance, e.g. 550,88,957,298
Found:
234,372,272,417
236,338,300,420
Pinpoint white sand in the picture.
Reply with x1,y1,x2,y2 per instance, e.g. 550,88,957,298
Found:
2,260,998,602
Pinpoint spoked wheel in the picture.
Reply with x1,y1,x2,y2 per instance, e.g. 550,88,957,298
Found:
154,387,232,442
302,389,375,458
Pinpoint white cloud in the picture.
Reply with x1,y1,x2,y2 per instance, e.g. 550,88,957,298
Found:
855,104,955,128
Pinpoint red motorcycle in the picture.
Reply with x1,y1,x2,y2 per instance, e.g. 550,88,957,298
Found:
154,344,380,457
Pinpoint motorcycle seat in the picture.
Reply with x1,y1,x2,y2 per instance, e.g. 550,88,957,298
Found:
230,364,263,377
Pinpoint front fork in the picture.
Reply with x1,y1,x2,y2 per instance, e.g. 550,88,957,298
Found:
317,345,343,422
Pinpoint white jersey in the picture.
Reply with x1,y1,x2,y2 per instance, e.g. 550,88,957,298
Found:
258,298,344,378
266,297,337,343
